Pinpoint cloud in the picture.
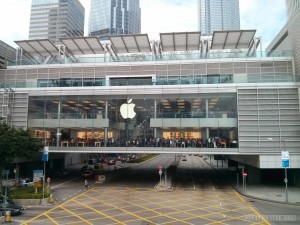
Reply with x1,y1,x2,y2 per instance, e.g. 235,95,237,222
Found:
141,0,198,41
0,0,31,47
239,0,287,48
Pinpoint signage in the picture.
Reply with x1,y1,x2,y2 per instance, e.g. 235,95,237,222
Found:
120,99,136,119
42,146,49,161
158,170,162,176
281,151,290,168
243,172,247,177
33,170,43,182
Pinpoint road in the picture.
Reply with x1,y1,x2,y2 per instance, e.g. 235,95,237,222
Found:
3,154,299,225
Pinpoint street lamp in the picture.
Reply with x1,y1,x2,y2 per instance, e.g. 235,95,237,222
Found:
267,138,288,203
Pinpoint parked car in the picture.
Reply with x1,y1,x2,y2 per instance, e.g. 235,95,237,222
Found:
0,203,24,216
16,178,33,187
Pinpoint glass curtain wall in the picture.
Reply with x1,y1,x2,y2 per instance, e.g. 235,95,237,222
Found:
28,92,238,148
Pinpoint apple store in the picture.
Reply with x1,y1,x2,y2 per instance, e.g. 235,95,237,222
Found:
27,90,237,148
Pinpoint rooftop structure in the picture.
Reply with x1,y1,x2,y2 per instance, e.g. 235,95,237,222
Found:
10,30,266,67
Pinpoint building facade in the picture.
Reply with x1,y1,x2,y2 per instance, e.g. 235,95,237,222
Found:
1,31,300,178
198,0,240,35
0,41,16,69
28,0,85,43
89,0,141,39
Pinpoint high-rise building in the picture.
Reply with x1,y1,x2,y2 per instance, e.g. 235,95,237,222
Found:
198,0,240,35
28,0,85,43
89,0,141,39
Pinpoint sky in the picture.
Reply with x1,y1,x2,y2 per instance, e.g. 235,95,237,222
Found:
0,0,287,49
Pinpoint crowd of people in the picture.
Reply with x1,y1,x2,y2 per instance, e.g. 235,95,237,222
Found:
48,136,237,148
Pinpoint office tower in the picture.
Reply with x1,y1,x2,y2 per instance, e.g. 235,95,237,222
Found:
198,0,240,35
89,0,141,39
28,0,85,43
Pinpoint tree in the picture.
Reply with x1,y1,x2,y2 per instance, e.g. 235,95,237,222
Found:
0,122,44,182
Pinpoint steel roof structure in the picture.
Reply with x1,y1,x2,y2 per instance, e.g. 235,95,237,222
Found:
211,30,256,50
160,32,201,52
15,39,59,58
109,34,151,54
60,37,105,55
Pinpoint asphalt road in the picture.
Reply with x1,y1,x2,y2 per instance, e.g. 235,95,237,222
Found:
2,154,299,225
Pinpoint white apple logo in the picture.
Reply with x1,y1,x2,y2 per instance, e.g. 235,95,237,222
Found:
120,99,136,119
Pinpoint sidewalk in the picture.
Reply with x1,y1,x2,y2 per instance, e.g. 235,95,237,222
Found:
206,158,300,205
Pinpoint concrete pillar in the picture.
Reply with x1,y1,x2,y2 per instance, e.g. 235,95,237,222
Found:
247,166,261,184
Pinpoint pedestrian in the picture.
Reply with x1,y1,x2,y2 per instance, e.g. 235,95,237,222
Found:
85,179,88,189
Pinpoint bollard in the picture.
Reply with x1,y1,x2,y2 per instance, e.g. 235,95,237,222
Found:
5,211,11,222
48,194,54,203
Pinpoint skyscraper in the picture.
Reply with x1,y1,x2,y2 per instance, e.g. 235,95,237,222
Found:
89,0,141,39
198,0,240,35
29,0,85,43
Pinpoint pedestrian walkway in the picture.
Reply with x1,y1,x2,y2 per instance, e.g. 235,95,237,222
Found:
206,158,300,205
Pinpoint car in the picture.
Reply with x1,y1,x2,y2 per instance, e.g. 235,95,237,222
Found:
106,158,116,165
0,203,24,216
55,169,70,177
16,178,33,187
81,169,94,178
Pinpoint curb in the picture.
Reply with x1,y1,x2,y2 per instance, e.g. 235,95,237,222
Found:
204,159,300,206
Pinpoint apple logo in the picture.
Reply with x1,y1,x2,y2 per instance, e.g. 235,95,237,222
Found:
120,99,136,119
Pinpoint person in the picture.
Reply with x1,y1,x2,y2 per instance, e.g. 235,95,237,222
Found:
85,179,88,189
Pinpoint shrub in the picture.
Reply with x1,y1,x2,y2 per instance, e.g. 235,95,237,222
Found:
9,186,50,199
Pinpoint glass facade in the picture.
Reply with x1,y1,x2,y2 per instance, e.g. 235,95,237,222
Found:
89,0,141,39
29,0,84,43
27,92,238,148
198,0,240,35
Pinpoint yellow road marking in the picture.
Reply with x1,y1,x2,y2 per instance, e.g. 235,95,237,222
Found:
235,192,271,225
84,191,190,224
81,194,161,225
23,188,93,224
44,213,59,225
60,205,92,225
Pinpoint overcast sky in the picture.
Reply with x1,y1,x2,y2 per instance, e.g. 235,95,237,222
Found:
0,0,286,49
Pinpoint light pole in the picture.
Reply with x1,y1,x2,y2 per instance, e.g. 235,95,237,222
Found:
267,138,288,203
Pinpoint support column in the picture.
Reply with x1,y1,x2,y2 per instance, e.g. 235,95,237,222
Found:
154,99,157,138
104,100,108,146
56,100,61,146
206,98,209,118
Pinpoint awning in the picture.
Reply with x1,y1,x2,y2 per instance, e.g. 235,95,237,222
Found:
160,32,201,52
15,39,58,58
109,34,151,54
211,30,256,50
60,37,105,55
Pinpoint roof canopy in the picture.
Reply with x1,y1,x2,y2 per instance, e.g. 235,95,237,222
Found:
211,30,256,50
160,32,201,52
109,34,151,54
15,39,58,58
60,37,105,55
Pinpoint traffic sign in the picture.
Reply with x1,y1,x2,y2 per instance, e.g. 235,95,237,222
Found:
158,170,162,176
281,151,289,168
243,172,247,177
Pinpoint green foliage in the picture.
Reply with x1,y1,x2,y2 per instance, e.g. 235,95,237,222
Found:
10,186,50,199
0,122,44,169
